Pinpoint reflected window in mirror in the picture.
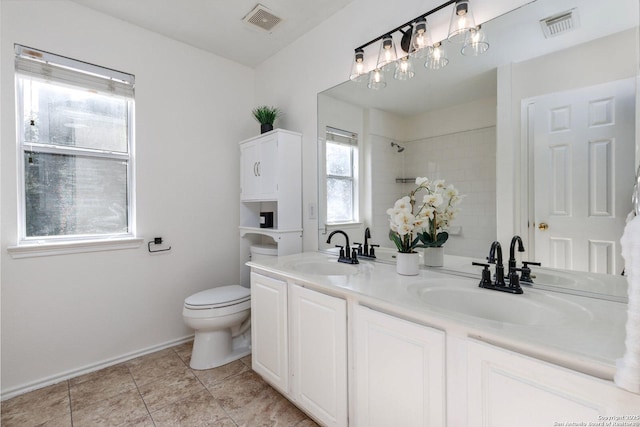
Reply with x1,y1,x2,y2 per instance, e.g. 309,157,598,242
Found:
325,127,359,223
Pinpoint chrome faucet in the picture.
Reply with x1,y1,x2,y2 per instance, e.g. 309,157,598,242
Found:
327,230,358,264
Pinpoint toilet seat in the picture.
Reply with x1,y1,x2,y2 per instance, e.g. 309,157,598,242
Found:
184,285,250,310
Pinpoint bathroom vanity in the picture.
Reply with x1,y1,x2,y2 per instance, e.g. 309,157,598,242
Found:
247,252,640,427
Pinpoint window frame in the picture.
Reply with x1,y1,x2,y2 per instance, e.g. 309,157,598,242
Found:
325,126,359,224
13,45,137,249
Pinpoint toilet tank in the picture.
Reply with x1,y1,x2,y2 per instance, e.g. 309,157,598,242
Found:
250,243,278,261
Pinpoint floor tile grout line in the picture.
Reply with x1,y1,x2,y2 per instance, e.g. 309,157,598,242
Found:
126,363,157,426
66,379,75,427
191,370,241,426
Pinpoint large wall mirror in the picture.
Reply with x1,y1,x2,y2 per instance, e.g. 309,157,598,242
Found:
317,0,639,291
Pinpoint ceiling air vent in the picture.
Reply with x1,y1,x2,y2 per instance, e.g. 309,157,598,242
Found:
540,8,579,38
243,4,282,32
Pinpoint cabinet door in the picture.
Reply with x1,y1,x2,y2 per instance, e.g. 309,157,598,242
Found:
467,339,640,427
256,134,278,198
251,272,288,394
290,284,348,427
240,141,260,200
353,305,446,427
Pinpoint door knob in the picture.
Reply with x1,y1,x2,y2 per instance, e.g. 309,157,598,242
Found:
538,222,549,231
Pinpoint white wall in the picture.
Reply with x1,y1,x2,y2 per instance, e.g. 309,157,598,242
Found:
1,0,254,397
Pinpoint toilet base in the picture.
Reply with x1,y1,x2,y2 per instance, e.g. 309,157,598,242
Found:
189,329,251,370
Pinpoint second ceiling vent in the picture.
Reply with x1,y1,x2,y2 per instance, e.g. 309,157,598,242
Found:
243,4,282,32
540,8,580,38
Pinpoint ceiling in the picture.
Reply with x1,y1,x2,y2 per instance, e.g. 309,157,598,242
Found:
69,0,353,68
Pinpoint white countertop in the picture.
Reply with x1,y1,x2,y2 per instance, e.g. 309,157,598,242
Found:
247,251,629,381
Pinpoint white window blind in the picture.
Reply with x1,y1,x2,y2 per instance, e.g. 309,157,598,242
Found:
15,45,134,98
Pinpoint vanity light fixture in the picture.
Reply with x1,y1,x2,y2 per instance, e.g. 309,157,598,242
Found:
461,25,489,56
448,0,476,43
349,0,487,89
349,48,367,82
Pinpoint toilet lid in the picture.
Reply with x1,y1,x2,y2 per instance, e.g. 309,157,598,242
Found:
184,285,250,308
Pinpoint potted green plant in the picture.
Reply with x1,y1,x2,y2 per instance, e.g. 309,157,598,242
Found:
252,105,281,134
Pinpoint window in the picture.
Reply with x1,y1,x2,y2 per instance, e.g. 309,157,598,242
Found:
325,127,358,223
15,45,135,243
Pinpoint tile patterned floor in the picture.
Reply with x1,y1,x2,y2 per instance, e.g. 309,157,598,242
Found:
1,342,319,427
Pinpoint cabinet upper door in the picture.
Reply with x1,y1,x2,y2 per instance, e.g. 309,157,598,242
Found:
240,134,279,201
257,135,278,198
240,141,260,200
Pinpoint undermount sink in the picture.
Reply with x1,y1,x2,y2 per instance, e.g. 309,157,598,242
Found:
284,259,359,276
408,284,592,326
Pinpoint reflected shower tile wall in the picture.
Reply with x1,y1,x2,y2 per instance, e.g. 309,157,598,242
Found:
370,134,404,246
404,127,497,258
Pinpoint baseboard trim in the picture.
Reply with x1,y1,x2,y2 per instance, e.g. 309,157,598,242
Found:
1,335,194,401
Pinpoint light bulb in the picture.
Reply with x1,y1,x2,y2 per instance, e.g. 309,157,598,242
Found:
461,25,489,56
448,0,476,43
425,42,449,70
394,56,415,81
368,68,387,90
376,34,397,70
409,18,432,59
349,48,367,82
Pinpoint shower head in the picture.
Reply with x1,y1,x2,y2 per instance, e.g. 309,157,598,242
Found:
390,142,405,152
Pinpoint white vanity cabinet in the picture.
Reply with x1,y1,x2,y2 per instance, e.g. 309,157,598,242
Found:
353,305,446,427
250,255,640,427
466,339,640,426
250,272,348,427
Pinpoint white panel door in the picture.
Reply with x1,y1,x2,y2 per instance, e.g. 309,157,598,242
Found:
467,339,640,427
353,305,446,427
530,78,635,273
250,272,289,394
290,284,348,427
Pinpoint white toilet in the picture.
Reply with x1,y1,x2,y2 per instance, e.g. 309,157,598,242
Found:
183,285,251,370
183,244,277,370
